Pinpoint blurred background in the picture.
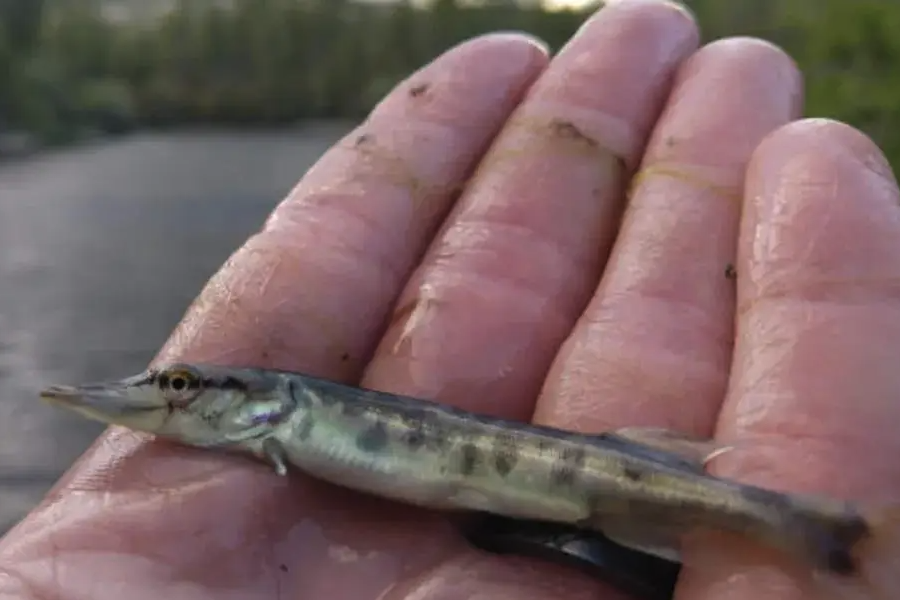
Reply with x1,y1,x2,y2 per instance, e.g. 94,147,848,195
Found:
0,0,895,533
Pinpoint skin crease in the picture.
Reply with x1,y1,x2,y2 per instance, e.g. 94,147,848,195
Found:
1,1,899,600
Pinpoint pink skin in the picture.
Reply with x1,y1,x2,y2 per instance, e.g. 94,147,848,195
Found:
1,1,898,599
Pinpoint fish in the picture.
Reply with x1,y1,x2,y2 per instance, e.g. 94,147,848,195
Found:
40,362,900,599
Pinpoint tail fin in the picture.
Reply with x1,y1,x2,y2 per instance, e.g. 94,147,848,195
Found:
813,504,900,600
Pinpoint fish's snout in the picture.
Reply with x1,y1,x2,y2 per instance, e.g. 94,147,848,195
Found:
41,382,126,401
39,379,166,418
40,384,83,399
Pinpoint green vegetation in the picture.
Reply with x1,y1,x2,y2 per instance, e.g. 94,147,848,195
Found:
2,0,900,165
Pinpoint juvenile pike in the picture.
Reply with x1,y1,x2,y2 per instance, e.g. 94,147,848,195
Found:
41,363,898,598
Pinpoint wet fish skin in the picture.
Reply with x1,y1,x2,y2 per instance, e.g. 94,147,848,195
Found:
39,362,891,592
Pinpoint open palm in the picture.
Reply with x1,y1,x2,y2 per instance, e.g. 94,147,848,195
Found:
3,3,900,600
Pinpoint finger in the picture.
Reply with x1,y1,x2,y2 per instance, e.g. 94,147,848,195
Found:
156,36,546,379
0,34,547,600
676,121,900,599
534,38,801,437
361,1,699,597
366,0,698,418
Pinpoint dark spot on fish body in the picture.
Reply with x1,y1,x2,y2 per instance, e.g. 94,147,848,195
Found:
550,466,575,487
622,465,644,482
492,432,519,477
356,421,390,452
401,424,427,450
295,413,315,441
551,445,587,487
397,410,451,452
458,442,481,476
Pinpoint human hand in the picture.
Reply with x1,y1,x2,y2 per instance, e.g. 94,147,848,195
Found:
3,1,900,599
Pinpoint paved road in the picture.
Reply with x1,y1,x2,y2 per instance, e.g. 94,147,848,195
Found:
0,123,353,532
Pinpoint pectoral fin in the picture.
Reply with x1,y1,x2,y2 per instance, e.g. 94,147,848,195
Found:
611,426,734,472
262,438,289,476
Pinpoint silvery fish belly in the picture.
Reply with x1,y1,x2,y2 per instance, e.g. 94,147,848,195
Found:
270,376,598,522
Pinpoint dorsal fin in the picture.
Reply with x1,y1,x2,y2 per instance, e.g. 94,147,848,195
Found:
608,426,734,473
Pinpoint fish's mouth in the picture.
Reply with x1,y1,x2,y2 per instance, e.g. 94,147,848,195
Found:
40,382,165,423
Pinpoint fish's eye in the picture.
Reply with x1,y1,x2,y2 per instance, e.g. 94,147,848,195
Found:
158,365,203,404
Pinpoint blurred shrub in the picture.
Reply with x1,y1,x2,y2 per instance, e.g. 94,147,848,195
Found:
6,55,72,143
74,78,137,133
1,0,900,167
